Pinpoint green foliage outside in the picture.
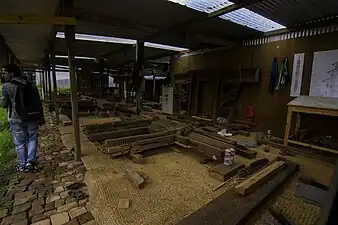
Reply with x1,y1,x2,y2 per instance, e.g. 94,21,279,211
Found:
0,86,14,167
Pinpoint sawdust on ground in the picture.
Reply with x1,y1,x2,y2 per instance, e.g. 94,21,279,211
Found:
82,143,228,225
60,122,334,225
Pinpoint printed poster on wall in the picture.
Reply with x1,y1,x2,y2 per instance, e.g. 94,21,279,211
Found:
290,53,305,97
310,49,338,98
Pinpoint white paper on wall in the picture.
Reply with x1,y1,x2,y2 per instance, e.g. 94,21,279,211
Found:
310,49,338,98
290,53,305,97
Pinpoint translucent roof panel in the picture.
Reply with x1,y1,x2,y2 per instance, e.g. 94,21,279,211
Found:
220,8,286,32
168,0,233,13
56,32,189,52
168,0,285,32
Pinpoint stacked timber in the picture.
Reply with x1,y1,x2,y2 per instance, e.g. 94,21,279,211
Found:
187,132,257,161
84,119,151,142
177,160,299,225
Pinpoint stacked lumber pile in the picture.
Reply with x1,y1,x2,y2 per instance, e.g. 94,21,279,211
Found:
84,119,151,142
178,159,299,225
101,130,177,158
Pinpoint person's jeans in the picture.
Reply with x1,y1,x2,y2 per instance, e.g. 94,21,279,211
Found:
9,121,39,169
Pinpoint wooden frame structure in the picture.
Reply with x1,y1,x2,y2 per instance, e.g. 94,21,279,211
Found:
284,96,338,154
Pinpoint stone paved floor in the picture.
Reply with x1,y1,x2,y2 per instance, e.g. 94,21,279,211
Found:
0,114,96,225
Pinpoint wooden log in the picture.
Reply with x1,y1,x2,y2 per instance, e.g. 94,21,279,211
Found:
87,127,149,141
105,130,176,146
209,163,245,182
235,161,286,196
203,126,219,133
177,162,299,225
189,139,224,162
194,128,237,145
189,132,257,159
132,140,174,153
124,168,146,188
84,119,150,134
175,135,190,145
127,153,147,165
237,130,250,137
133,135,175,146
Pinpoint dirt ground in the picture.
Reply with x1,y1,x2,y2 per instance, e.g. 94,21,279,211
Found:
57,117,335,225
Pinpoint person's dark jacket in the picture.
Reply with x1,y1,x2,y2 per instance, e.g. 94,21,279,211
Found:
0,77,44,124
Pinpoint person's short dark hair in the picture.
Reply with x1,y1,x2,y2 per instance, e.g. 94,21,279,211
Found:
3,64,21,77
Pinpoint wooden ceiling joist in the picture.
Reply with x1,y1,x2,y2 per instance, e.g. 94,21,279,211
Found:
0,14,76,25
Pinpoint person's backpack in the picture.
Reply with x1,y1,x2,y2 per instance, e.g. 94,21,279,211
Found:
11,80,42,122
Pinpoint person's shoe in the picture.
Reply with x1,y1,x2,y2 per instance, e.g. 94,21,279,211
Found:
25,162,39,172
16,166,25,173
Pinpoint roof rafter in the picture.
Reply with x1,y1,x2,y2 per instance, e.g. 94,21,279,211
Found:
208,0,265,19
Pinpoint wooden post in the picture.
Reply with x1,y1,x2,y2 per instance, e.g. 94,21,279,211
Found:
50,43,60,124
284,106,293,146
43,70,47,101
152,69,156,101
99,58,104,99
212,74,221,121
38,71,43,99
63,0,81,161
295,112,301,140
47,59,52,103
187,73,194,116
135,41,144,115
193,78,200,115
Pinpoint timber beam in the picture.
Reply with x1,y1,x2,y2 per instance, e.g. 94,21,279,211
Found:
0,14,76,25
207,0,263,19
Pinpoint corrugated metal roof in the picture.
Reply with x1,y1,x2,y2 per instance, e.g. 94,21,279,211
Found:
169,0,233,13
248,0,338,27
220,8,285,32
168,0,285,32
75,0,202,28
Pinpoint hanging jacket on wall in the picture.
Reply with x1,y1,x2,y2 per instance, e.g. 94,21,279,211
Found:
269,57,278,92
275,57,289,91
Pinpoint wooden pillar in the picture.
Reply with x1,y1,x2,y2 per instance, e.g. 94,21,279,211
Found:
99,59,104,99
187,72,194,116
212,74,221,121
47,59,52,103
135,41,144,115
152,69,156,101
284,106,293,146
50,43,60,124
63,0,81,161
43,70,48,101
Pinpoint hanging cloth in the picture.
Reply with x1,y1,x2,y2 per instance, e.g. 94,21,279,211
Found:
275,57,289,91
269,57,278,92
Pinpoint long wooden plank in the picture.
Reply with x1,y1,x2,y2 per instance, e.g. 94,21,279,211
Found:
189,132,257,159
84,119,150,133
189,139,224,162
194,129,237,145
0,14,76,25
288,140,338,155
209,163,245,182
105,130,176,146
235,161,285,195
87,127,148,141
177,162,298,225
124,168,146,188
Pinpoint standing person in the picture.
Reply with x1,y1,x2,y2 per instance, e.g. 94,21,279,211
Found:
0,64,45,172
